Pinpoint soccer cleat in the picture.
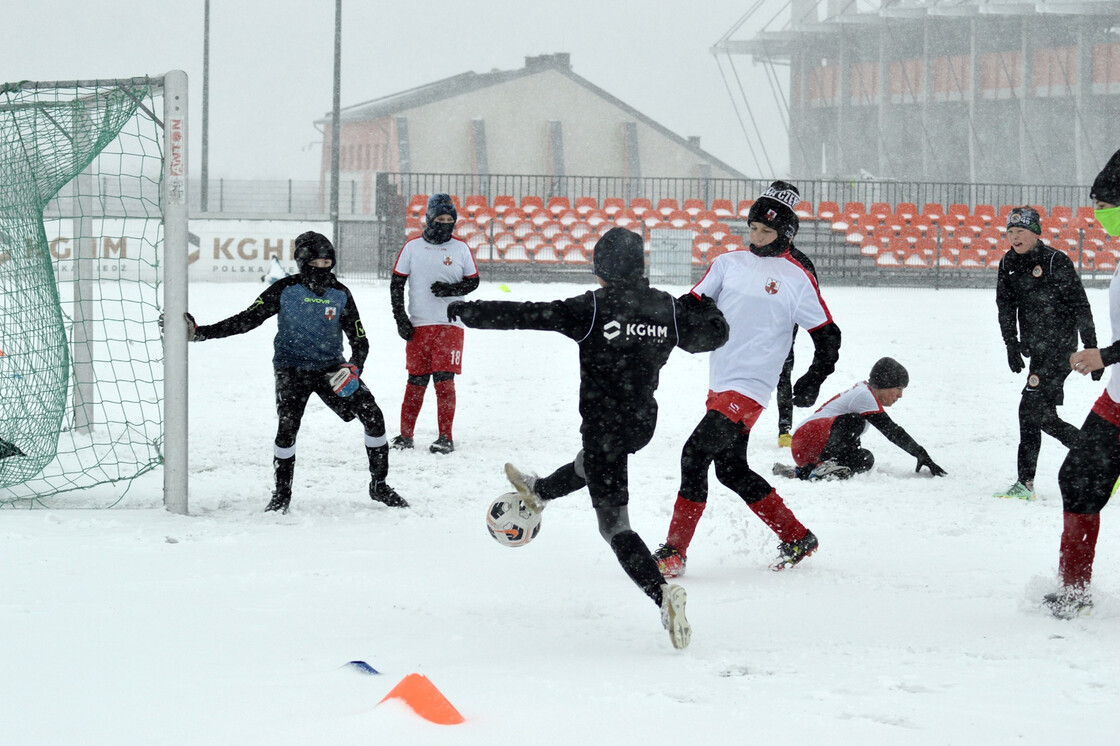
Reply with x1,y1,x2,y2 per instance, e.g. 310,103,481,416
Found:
429,435,454,454
778,432,793,448
653,544,687,578
772,462,798,479
265,491,291,514
390,435,414,450
660,583,691,650
1043,587,1093,620
369,481,409,508
504,462,545,513
993,480,1036,501
807,459,852,481
771,529,819,571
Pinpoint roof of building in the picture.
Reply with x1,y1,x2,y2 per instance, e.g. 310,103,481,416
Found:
319,53,748,179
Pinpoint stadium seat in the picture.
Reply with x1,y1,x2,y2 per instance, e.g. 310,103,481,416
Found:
869,202,892,222
708,222,731,243
574,196,598,216
511,219,535,240
630,198,654,218
957,246,985,269
694,210,718,230
900,225,923,244
959,215,987,238
492,195,516,215
613,210,639,229
560,237,589,264
1084,226,1108,250
641,213,663,229
406,216,422,234
407,194,429,220
938,237,965,264
1074,206,1097,229
895,202,918,222
794,201,814,220
472,206,495,231
737,200,755,219
692,234,715,265
974,204,996,225
530,209,552,227
848,214,881,245
817,200,841,223
569,221,593,240
682,198,706,217
1050,205,1073,226
547,196,571,217
463,195,488,217
533,242,561,264
722,234,744,252
666,210,691,229
521,195,545,216
903,247,931,268
875,250,902,268
501,208,527,228
655,198,680,219
584,210,608,228
843,201,867,222
921,203,944,224
997,204,1017,225
886,236,910,264
539,220,565,241
1055,228,1081,251
976,226,1003,249
1040,217,1064,238
914,236,938,261
602,197,626,217
872,224,897,248
947,203,970,222
711,199,735,219
556,209,580,228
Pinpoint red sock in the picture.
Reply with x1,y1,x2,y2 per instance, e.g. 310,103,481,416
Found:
666,495,707,557
1059,511,1101,589
749,490,807,543
400,382,426,438
434,378,456,440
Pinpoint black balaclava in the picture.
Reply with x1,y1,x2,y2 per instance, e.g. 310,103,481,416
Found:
869,357,909,389
593,227,645,283
423,193,458,244
1091,148,1120,206
746,180,800,257
293,231,336,294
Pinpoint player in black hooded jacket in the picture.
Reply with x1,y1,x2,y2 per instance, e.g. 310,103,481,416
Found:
994,206,1097,500
183,231,406,513
447,227,729,650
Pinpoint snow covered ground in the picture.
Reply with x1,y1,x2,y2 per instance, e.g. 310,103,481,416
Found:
3,278,1119,744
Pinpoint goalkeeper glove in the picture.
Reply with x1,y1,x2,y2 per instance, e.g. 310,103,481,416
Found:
1006,341,1024,373
394,314,414,341
329,363,360,397
791,372,822,407
183,312,197,342
446,301,466,322
915,450,947,477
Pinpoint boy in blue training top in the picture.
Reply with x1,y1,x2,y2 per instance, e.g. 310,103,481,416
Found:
182,231,406,512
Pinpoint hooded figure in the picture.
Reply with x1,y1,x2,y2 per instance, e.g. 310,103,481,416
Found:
423,193,458,244
293,231,335,295
593,227,646,283
746,181,801,257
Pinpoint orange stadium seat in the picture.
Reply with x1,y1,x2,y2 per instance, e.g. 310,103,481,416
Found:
957,246,985,269
1050,205,1073,226
794,201,814,220
817,201,841,223
501,208,527,228
868,202,892,222
407,194,429,219
472,206,495,231
530,209,552,227
711,199,735,219
667,210,691,229
520,195,544,216
463,195,488,217
921,203,944,224
492,195,516,215
1039,217,1063,238
574,196,598,216
547,196,571,217
683,198,706,217
974,204,996,225
511,219,534,240
692,234,715,264
695,210,718,230
722,234,744,252
557,209,580,228
602,197,626,217
540,220,565,241
947,203,970,222
630,198,653,218
708,222,731,243
569,221,593,240
656,198,680,219
613,210,639,229
886,236,910,264
1074,206,1097,229
895,202,918,222
843,201,867,222
584,210,608,228
737,200,755,219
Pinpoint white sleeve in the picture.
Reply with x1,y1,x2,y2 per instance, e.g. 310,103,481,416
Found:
792,278,831,331
392,242,413,275
690,259,724,301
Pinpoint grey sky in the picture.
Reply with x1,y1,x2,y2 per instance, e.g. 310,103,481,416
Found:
6,1,786,181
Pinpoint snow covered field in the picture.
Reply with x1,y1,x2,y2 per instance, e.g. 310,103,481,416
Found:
3,278,1119,744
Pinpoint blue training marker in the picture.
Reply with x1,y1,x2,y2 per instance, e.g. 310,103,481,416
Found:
345,660,380,675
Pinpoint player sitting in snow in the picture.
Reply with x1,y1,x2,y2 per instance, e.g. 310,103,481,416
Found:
446,227,729,650
773,357,946,481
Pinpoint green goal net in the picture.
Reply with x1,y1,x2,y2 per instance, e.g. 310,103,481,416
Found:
0,78,168,506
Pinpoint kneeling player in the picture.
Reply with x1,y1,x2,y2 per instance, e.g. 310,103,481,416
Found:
774,357,946,481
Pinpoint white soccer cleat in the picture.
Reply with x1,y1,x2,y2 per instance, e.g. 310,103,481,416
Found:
660,583,691,650
504,462,545,513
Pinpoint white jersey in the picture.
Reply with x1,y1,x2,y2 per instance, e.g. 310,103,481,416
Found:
796,381,883,433
393,236,479,327
1107,267,1120,402
691,249,832,406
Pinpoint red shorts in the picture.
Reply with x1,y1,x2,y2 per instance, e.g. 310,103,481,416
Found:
705,390,764,432
791,417,835,467
1091,390,1120,428
405,324,465,376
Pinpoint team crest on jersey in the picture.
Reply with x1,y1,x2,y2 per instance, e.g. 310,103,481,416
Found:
1032,265,1042,278
324,306,337,321
1028,374,1040,388
443,255,453,266
765,278,781,295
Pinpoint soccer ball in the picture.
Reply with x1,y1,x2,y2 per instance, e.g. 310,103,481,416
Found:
486,493,542,547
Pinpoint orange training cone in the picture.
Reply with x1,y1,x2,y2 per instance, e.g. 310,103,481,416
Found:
377,673,464,725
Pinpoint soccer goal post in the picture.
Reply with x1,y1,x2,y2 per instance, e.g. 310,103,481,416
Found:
0,71,189,513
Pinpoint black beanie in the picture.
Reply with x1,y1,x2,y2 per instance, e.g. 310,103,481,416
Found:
1006,206,1041,235
1091,149,1120,205
593,227,645,282
425,193,458,223
293,231,335,273
869,357,909,389
746,181,800,256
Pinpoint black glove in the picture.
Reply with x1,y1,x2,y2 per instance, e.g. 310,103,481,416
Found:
446,301,466,322
431,280,471,298
791,373,822,407
1006,342,1024,373
394,314,414,341
1092,368,1104,381
915,450,947,477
